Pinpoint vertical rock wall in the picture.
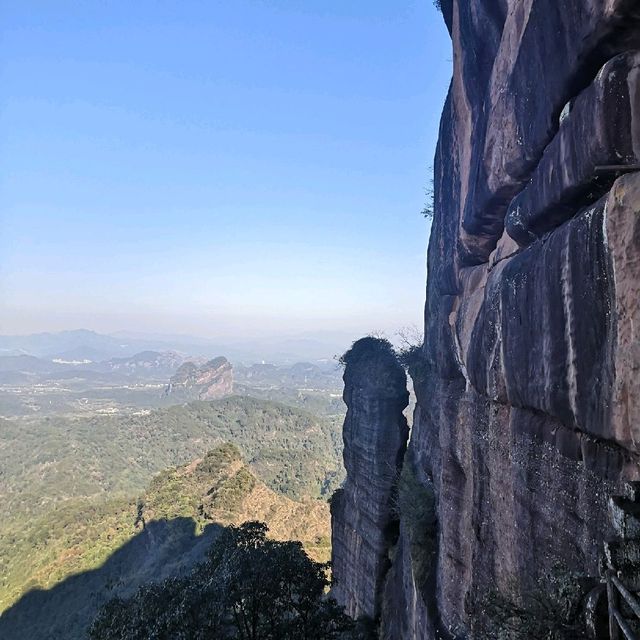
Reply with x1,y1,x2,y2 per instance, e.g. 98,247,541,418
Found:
331,338,409,621
333,1,640,638
411,0,640,635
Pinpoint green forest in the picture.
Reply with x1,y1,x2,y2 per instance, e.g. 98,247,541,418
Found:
89,521,368,640
0,442,334,639
0,396,345,627
0,395,343,521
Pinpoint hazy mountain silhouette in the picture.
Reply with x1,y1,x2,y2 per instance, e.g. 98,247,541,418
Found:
0,328,356,363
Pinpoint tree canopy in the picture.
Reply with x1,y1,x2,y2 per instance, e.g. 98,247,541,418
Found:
90,522,365,640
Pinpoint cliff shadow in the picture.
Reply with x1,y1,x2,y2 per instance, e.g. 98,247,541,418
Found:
0,517,224,640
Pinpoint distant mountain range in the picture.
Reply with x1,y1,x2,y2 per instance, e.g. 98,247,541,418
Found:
102,350,198,377
0,349,342,388
0,329,223,362
0,328,356,363
235,360,342,389
0,349,198,382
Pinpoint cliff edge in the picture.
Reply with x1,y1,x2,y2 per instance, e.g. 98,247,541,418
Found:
333,1,640,637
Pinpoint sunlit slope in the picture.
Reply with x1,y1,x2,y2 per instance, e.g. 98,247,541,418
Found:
0,395,344,527
0,443,331,637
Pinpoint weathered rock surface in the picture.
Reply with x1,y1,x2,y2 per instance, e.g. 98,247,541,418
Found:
165,356,233,400
422,0,640,634
454,0,640,264
331,338,409,621
506,51,640,246
333,1,640,637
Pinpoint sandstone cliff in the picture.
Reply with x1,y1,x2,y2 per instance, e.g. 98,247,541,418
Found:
165,356,233,400
331,338,409,621
333,1,640,637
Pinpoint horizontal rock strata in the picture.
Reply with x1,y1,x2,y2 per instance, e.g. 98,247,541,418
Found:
506,51,640,246
331,338,409,621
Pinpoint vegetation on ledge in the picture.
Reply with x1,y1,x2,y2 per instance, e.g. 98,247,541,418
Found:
338,336,397,369
470,567,593,640
393,455,437,591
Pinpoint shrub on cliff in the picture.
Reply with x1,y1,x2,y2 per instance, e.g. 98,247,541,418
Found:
397,341,428,388
392,457,437,590
420,165,435,219
90,521,358,640
339,336,408,397
470,567,592,640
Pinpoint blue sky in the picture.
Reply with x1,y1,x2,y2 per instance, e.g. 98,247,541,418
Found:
0,1,451,340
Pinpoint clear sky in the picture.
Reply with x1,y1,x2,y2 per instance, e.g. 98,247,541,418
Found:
0,1,451,341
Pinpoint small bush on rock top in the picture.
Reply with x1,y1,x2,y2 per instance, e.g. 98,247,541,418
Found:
338,336,397,369
397,341,429,387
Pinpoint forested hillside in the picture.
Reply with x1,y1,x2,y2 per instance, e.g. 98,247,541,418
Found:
0,396,343,526
0,443,332,639
0,395,344,620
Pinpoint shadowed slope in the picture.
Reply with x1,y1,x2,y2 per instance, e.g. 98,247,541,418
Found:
0,444,331,639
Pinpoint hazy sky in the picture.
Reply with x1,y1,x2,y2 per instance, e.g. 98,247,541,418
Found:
1,1,451,340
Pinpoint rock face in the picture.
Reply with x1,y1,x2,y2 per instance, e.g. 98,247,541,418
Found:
331,338,409,621
165,356,233,400
332,1,640,637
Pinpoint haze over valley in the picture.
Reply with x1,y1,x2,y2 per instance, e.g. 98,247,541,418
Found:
0,326,357,637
